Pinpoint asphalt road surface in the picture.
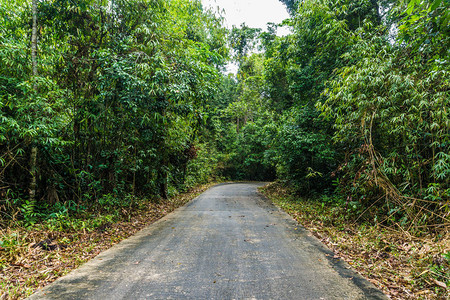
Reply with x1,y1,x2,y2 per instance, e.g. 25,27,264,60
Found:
29,182,387,300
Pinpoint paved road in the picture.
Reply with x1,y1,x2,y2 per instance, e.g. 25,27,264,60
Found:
29,183,386,299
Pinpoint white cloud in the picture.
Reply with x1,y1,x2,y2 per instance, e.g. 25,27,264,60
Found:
201,0,290,74
202,0,290,33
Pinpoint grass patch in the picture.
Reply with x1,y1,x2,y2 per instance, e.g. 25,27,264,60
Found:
261,182,450,300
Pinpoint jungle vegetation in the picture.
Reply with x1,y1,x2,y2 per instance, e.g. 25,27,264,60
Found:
0,0,449,232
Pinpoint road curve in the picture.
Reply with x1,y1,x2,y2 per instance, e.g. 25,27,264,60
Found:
28,182,387,300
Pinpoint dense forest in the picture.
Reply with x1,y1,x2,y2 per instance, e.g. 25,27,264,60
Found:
222,0,450,230
1,0,228,224
0,0,449,230
0,0,449,298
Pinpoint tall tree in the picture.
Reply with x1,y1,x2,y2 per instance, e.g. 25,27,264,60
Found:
29,0,38,202
229,24,261,67
278,0,298,15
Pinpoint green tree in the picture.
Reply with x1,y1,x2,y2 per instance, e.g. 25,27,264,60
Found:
229,24,261,67
319,0,450,223
0,0,228,222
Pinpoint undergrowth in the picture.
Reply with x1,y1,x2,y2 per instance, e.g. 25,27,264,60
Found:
261,182,450,300
0,182,217,299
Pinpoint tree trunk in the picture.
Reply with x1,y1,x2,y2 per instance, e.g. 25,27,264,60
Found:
371,0,381,25
31,0,37,77
29,0,38,201
29,146,37,201
159,153,169,199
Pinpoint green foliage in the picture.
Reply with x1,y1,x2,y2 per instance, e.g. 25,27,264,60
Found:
212,113,278,181
229,24,261,66
399,0,450,56
231,119,278,180
212,50,278,181
44,213,114,233
262,33,293,112
184,143,219,188
1,0,449,232
275,105,337,193
278,0,298,15
20,199,39,227
318,0,450,224
0,0,227,223
0,232,26,266
215,0,449,229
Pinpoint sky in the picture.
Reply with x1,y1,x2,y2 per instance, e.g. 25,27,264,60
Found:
201,0,290,35
200,0,290,73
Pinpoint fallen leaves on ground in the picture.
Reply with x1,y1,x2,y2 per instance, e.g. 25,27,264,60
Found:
261,182,450,300
0,183,216,300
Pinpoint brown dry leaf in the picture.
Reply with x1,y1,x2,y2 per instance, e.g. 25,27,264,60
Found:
400,243,413,252
432,278,447,289
415,289,432,295
10,263,31,269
